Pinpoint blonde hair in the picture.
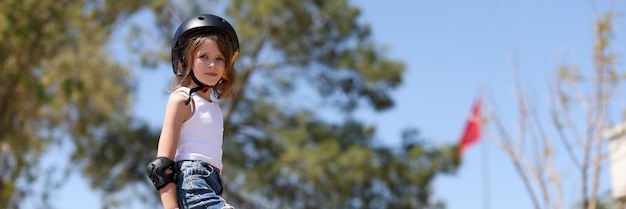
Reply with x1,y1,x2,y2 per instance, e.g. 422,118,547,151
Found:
172,32,237,99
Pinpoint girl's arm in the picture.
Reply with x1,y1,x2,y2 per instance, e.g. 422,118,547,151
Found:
156,91,192,209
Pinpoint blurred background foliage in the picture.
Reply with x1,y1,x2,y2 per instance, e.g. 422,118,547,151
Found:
0,0,459,208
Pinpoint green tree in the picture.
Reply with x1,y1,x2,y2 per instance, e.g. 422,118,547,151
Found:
0,0,166,208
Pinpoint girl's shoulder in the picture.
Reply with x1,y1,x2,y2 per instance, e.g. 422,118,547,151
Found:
168,86,191,104
166,87,194,119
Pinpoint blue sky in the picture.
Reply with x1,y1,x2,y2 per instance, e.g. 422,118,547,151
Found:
45,1,626,208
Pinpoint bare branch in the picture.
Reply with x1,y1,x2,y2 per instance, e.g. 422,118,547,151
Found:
488,111,542,209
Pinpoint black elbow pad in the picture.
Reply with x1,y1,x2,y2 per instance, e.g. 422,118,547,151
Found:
146,157,177,191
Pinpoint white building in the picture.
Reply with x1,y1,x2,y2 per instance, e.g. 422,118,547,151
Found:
602,123,626,201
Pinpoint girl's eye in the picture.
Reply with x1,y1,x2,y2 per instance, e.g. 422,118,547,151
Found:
199,55,208,59
216,57,225,61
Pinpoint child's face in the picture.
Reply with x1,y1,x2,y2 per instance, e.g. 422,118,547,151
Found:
191,39,226,86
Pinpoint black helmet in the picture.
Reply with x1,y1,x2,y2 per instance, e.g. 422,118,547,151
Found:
171,14,240,76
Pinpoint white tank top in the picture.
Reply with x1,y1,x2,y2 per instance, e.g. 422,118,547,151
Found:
173,87,224,171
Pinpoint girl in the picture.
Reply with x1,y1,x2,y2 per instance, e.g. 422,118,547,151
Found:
146,14,239,209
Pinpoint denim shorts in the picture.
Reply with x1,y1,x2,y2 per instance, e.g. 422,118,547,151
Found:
176,160,224,209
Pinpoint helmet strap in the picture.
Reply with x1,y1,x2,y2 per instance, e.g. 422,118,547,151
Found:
186,71,212,105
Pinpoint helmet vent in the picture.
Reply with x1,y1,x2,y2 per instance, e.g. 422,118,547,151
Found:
197,16,205,20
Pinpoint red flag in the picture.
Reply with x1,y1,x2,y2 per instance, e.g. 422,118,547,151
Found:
458,98,482,156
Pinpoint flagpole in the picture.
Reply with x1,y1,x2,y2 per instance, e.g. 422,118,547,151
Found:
482,129,490,209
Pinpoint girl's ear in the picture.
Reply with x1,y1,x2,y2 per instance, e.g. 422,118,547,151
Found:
179,55,187,73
